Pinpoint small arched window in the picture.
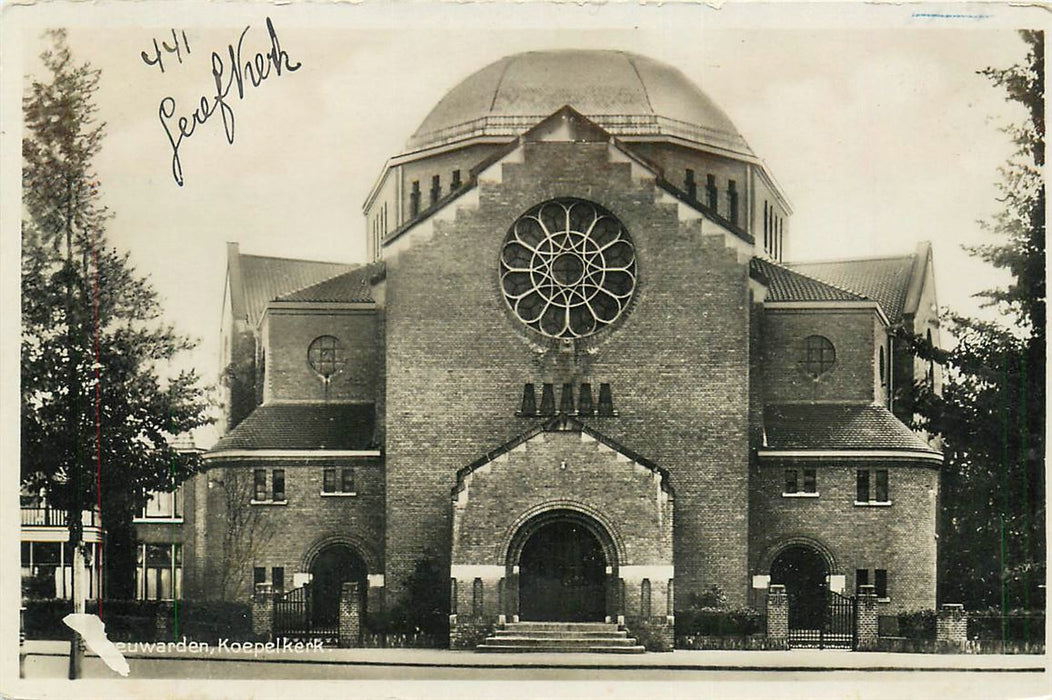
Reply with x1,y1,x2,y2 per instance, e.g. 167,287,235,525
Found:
803,335,836,378
308,335,345,378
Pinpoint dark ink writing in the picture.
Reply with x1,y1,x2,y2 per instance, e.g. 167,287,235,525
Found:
158,17,301,186
141,29,191,73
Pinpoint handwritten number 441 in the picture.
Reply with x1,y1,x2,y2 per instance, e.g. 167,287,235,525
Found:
141,30,191,74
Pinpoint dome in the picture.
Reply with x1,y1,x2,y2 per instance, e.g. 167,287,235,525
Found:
406,50,754,158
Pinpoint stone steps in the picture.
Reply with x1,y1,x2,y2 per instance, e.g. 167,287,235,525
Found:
476,621,645,654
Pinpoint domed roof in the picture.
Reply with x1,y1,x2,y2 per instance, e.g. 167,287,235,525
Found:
406,50,754,158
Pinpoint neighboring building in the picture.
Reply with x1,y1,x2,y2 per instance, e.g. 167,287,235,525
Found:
191,50,942,645
20,489,101,601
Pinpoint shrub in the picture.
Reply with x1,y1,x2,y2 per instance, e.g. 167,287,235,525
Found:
896,609,937,640
675,607,764,637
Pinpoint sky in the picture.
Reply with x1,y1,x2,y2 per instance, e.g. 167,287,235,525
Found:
5,2,1043,446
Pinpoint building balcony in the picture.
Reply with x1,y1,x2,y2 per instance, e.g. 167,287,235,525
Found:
20,508,101,542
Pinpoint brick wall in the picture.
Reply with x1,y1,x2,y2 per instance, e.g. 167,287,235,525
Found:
627,142,749,224
762,308,878,403
264,307,380,403
749,460,938,612
197,459,384,602
384,139,752,608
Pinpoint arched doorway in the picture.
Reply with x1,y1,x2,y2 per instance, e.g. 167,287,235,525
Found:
518,520,607,621
770,544,828,629
309,544,368,627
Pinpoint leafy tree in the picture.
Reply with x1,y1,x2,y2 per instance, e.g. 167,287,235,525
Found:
898,31,1044,613
215,469,276,600
21,30,212,602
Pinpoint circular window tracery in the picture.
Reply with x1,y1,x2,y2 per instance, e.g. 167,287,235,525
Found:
500,199,637,339
308,335,345,378
802,335,836,378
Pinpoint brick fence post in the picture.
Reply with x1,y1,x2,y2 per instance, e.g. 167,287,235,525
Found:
766,584,788,650
936,603,967,651
252,582,274,640
338,582,361,648
856,584,878,651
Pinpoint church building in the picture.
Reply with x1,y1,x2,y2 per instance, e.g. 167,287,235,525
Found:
188,50,943,648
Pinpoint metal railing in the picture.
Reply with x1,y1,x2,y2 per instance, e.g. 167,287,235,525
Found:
20,508,99,528
407,113,751,154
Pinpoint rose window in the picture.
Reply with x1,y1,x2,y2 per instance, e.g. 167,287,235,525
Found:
500,199,637,339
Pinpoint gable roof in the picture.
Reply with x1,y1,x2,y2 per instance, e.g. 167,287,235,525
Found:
277,262,385,304
761,403,941,458
751,257,868,303
452,414,672,497
234,251,356,327
207,403,376,453
786,254,917,324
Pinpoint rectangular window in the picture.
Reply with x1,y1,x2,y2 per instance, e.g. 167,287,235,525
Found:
141,488,184,519
430,175,441,205
706,174,718,211
451,169,462,190
323,468,336,494
272,567,285,593
784,468,817,495
272,469,286,502
254,566,266,585
727,180,739,226
875,470,889,502
856,568,869,590
410,180,420,217
857,469,890,504
254,469,267,501
875,569,888,598
341,468,355,494
685,168,697,200
856,469,870,503
138,544,180,600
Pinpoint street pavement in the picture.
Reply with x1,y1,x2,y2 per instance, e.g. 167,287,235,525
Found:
13,640,1050,700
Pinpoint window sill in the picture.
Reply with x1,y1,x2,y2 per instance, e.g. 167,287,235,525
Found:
854,500,892,507
781,492,819,498
132,517,184,524
250,500,288,506
320,492,357,498
878,597,891,603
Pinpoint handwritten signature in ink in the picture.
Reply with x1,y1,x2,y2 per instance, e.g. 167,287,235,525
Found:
158,17,301,187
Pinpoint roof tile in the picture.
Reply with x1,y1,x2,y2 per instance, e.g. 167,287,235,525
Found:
278,262,385,304
209,403,376,452
763,403,939,455
751,258,868,303
787,256,915,323
239,255,356,327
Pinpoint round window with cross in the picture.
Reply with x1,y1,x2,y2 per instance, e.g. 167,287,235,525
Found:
308,335,345,378
802,335,836,378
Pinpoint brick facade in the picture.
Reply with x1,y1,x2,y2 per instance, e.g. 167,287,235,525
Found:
195,51,942,649
749,461,938,613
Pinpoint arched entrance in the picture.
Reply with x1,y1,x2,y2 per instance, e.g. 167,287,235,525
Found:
309,544,368,627
770,544,828,629
515,517,609,621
